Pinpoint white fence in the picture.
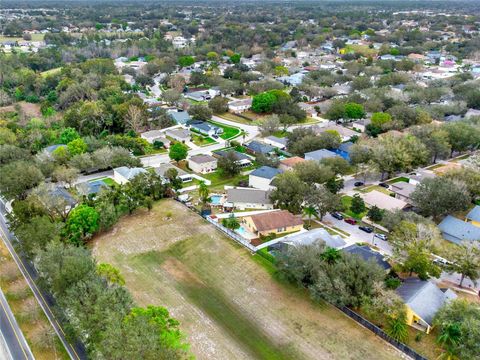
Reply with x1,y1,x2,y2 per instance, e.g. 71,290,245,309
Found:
205,216,257,252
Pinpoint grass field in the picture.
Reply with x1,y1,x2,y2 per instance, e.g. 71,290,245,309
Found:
92,199,401,360
191,134,217,146
341,195,368,220
0,241,68,360
218,112,257,125
0,34,45,42
208,121,242,140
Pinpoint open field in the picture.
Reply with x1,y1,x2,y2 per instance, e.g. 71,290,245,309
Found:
92,199,401,360
0,241,68,360
0,34,45,42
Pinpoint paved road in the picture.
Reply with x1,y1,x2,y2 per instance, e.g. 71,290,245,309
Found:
0,288,34,360
0,199,87,360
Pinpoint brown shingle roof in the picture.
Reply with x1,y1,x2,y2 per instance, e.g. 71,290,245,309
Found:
280,156,305,168
248,210,303,232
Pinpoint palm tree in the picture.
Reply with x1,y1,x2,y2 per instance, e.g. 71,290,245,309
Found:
437,323,461,360
303,205,318,227
320,247,342,265
198,181,210,206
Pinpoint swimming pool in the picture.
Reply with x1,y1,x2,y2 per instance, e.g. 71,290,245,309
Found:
235,225,248,236
210,194,223,205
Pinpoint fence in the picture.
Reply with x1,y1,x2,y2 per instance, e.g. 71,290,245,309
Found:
205,216,257,252
338,306,427,360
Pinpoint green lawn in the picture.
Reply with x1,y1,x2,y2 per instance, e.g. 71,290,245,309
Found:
209,121,242,140
88,177,117,186
271,130,288,138
0,34,45,42
341,195,367,220
191,134,217,146
386,176,409,184
202,171,248,191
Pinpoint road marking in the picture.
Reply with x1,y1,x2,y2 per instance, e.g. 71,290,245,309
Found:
0,217,81,360
0,292,28,360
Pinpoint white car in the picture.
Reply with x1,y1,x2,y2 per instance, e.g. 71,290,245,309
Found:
374,233,388,241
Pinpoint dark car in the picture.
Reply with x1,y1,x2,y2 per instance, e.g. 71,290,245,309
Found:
344,218,357,225
331,212,343,220
359,226,373,233
378,182,389,188
354,181,364,187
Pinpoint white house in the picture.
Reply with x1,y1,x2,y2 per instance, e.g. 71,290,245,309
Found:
224,187,273,210
113,167,147,185
140,130,171,147
263,136,288,150
228,98,252,113
248,166,281,191
188,154,217,174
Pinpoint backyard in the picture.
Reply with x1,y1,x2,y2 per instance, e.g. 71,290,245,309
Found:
92,199,402,360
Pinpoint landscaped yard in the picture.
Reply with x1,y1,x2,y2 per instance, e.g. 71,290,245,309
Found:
208,121,242,140
88,177,117,186
201,171,248,191
92,200,402,360
191,134,217,146
341,195,368,220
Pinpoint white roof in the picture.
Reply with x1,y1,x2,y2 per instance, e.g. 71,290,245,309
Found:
360,190,407,211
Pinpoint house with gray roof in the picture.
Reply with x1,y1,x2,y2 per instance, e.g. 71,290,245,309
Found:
43,144,67,158
342,244,391,271
245,141,276,156
389,181,417,204
213,149,252,168
249,166,282,190
304,149,340,162
166,128,191,142
187,120,223,136
113,167,147,185
466,205,480,224
438,215,480,244
396,278,457,333
154,163,193,183
167,110,191,125
225,187,273,210
264,136,288,150
271,228,346,251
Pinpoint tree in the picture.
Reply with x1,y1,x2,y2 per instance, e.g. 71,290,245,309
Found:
411,177,470,220
198,181,210,206
164,168,183,191
385,309,409,343
443,122,480,156
258,115,281,136
125,105,146,132
344,102,365,120
0,145,30,165
67,138,88,156
217,152,241,177
188,105,212,121
162,89,182,106
370,112,392,128
52,166,80,188
0,161,43,200
169,143,188,162
304,185,341,220
97,263,125,286
350,194,365,215
294,161,334,185
178,56,195,68
63,205,100,245
434,300,480,360
208,97,229,114
270,172,308,214
15,216,61,259
303,206,318,227
222,215,240,230
252,92,277,113
447,242,480,287
367,206,383,223
60,128,80,144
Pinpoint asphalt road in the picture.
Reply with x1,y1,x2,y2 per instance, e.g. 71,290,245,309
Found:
0,199,87,360
0,288,34,360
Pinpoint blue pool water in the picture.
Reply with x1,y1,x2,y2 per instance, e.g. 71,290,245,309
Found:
210,195,222,205
235,225,248,236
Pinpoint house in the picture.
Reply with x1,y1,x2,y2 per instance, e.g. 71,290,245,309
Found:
165,128,191,142
213,149,252,168
438,215,480,244
140,130,171,147
396,278,457,333
314,124,358,142
263,136,288,150
359,190,408,211
279,156,305,171
271,228,346,251
43,144,67,158
187,120,223,136
167,110,191,125
466,205,480,226
48,186,78,210
113,167,147,184
188,154,217,174
245,141,276,156
342,244,391,270
304,149,339,162
185,90,211,102
408,170,436,185
77,179,109,196
228,98,252,113
390,181,417,204
154,163,193,183
242,210,303,237
224,187,273,210
332,141,353,161
277,72,306,86
249,166,281,190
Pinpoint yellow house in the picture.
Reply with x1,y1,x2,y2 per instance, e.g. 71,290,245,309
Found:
466,205,480,227
242,210,303,237
396,278,457,334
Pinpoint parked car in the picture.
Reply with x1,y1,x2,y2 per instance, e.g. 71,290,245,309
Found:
359,226,373,233
344,218,357,225
379,182,389,188
354,181,364,187
374,233,388,241
331,212,344,220
212,134,219,139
